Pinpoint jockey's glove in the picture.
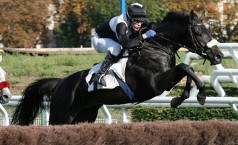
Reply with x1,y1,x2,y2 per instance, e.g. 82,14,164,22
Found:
142,29,156,39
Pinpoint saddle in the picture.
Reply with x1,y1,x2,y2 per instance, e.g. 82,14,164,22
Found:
86,57,128,92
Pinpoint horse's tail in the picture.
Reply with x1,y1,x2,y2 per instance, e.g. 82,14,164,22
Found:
11,78,62,125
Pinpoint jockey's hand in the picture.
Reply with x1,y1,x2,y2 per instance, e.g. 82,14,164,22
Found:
142,29,156,39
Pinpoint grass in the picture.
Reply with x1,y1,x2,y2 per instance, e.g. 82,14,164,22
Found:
0,51,237,96
1,52,104,94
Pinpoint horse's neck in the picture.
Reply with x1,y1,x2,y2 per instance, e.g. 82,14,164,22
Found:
128,44,176,73
157,22,186,44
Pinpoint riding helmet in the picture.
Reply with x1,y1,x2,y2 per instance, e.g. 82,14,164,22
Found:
127,3,147,22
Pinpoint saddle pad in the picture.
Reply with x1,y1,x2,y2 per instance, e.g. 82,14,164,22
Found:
86,57,128,92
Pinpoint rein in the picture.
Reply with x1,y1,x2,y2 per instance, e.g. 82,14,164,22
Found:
152,22,209,62
154,34,185,49
121,22,208,62
148,38,174,55
188,23,206,55
154,25,196,54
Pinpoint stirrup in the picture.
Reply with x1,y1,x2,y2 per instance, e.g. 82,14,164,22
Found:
98,76,106,87
93,74,107,87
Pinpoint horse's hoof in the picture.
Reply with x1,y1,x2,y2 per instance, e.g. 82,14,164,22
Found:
197,95,206,105
170,97,184,108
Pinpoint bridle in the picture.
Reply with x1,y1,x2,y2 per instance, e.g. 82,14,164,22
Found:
188,22,210,56
154,21,217,57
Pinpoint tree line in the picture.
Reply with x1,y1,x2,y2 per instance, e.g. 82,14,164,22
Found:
0,0,237,48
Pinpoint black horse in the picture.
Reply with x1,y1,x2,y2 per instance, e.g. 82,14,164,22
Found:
12,10,223,125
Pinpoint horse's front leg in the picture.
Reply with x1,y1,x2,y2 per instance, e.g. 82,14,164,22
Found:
170,74,192,108
178,63,206,105
167,63,205,108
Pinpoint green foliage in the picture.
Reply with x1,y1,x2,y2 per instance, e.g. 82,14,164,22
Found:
1,0,237,48
165,0,238,42
53,0,91,47
86,0,169,27
131,107,238,122
86,0,120,28
56,0,169,47
0,0,52,48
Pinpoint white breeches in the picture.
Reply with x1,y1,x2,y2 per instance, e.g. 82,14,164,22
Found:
92,33,122,56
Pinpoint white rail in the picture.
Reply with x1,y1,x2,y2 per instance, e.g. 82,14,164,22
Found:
1,43,238,125
104,97,238,124
184,43,238,97
2,95,238,125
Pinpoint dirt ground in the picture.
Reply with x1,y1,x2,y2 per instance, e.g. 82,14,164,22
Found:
1,120,238,145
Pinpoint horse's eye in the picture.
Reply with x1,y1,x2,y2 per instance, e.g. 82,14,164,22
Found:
193,26,201,35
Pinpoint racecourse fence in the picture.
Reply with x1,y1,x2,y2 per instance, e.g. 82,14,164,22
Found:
1,95,238,126
0,117,118,126
0,43,238,126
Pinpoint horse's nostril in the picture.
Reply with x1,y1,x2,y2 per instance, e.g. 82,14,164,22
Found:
216,55,222,60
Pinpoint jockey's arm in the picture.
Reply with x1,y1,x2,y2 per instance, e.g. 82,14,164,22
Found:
116,23,141,50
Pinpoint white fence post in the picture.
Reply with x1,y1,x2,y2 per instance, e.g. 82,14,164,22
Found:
0,104,9,126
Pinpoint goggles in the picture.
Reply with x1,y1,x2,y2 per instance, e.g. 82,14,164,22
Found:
127,12,145,24
131,18,144,24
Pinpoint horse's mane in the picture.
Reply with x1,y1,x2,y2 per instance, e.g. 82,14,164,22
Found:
161,11,189,24
146,11,190,32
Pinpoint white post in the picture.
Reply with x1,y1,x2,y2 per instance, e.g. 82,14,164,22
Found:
0,104,9,126
91,28,95,48
121,108,130,123
45,109,50,126
101,105,112,124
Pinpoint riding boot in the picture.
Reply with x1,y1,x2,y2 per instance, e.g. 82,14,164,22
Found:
92,52,115,87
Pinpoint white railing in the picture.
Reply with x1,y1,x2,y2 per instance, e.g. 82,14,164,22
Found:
1,43,238,125
105,96,238,123
184,43,238,97
2,95,238,125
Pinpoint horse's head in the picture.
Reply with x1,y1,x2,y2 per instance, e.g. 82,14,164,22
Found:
0,55,11,104
154,10,223,65
185,10,223,65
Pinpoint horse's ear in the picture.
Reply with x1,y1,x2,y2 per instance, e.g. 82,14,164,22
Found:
189,9,197,21
200,10,205,21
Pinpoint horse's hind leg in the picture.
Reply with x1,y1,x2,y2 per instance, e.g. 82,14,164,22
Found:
72,105,102,124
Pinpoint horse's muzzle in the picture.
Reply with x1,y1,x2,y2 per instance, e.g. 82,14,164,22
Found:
207,45,224,65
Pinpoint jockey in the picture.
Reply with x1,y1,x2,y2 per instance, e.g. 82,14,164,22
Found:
92,2,156,87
